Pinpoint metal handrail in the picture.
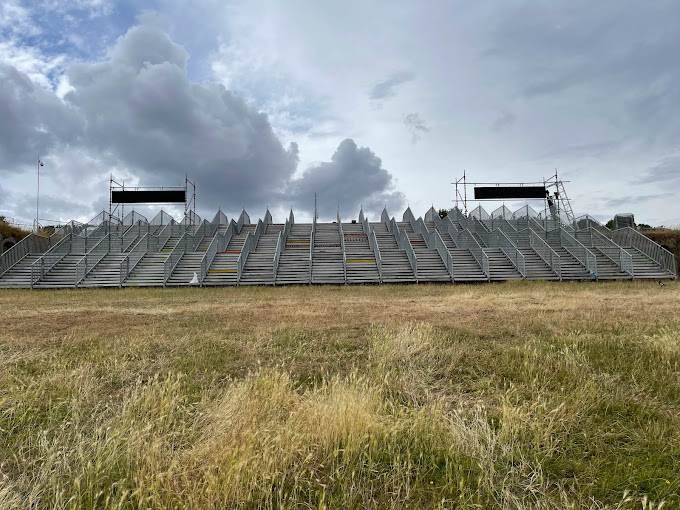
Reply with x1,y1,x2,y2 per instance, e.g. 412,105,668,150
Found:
121,223,142,252
414,217,453,280
0,233,51,277
31,234,73,288
390,217,418,279
119,233,149,286
236,220,263,283
432,229,454,280
469,216,490,238
272,231,284,281
237,233,254,283
612,227,676,276
492,228,526,277
530,229,561,279
199,221,234,284
154,223,173,252
75,234,110,286
450,207,468,230
496,217,518,236
529,217,546,233
273,216,292,282
362,217,382,282
163,232,191,285
309,219,315,283
590,228,634,277
457,229,489,280
338,214,347,283
190,221,208,251
560,228,597,278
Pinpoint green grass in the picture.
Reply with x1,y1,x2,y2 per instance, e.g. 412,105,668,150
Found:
0,282,679,508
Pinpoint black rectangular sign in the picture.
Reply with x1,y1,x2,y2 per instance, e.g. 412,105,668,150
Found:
111,190,186,204
474,186,546,200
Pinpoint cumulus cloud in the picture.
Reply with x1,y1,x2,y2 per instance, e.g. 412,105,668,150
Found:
0,24,405,223
286,139,405,219
369,71,415,100
0,63,82,170
62,25,300,211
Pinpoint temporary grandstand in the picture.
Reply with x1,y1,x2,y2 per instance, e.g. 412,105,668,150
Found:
0,203,676,288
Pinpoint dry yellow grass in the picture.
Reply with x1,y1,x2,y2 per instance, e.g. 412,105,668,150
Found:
0,281,679,508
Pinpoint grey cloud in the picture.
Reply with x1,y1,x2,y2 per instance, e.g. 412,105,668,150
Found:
403,112,429,144
369,71,415,100
64,25,298,211
487,2,680,144
636,155,680,184
491,111,516,132
286,138,405,219
605,192,673,209
539,140,621,160
1,25,406,223
0,64,82,171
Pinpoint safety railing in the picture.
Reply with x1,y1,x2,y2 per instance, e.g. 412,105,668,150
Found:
309,218,315,283
361,216,383,281
560,228,597,278
390,217,418,279
468,216,491,239
30,234,72,288
491,229,526,277
0,233,52,277
495,217,518,237
456,229,490,280
85,223,108,251
119,233,149,286
273,216,292,281
190,221,207,251
163,232,191,285
530,229,561,279
237,233,254,283
75,234,110,286
431,229,454,280
590,228,633,277
237,220,264,283
612,227,676,277
120,223,142,253
529,217,546,233
152,223,173,252
337,213,347,283
199,221,234,284
414,217,453,280
272,231,284,281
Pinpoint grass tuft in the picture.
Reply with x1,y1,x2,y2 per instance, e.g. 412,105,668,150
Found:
0,281,679,508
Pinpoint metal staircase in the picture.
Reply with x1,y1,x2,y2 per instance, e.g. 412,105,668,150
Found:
203,224,255,286
1,206,675,289
398,221,450,282
433,221,487,282
343,222,379,284
370,222,415,283
124,231,182,287
311,223,345,284
275,223,312,285
240,223,284,285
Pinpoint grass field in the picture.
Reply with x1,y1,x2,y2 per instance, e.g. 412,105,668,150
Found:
1,282,679,509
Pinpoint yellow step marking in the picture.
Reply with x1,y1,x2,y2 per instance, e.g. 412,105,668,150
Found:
208,268,237,273
347,259,374,263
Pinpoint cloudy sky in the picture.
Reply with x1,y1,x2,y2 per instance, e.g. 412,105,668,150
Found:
1,1,679,226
